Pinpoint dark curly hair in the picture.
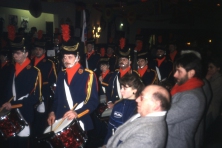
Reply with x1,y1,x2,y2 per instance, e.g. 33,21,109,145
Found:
119,73,145,98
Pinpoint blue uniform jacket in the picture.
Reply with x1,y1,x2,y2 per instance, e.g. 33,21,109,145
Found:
32,57,57,98
140,68,158,86
152,58,173,81
51,66,99,131
99,72,113,96
104,99,137,144
6,64,40,123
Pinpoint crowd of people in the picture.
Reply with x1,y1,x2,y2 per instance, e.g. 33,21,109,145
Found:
0,24,221,148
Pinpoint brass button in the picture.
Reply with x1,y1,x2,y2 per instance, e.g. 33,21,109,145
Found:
64,106,66,108
116,96,118,98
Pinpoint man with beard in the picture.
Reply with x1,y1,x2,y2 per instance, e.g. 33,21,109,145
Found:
47,36,98,133
153,44,173,83
1,38,41,148
166,53,206,148
106,48,138,109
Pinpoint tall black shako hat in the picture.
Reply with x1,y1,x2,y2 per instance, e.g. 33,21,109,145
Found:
10,37,27,52
61,24,81,56
137,52,148,60
86,38,95,45
99,58,109,66
118,47,131,61
154,44,167,52
45,41,55,50
34,38,46,49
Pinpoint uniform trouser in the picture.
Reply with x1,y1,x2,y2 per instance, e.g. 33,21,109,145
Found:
8,136,29,148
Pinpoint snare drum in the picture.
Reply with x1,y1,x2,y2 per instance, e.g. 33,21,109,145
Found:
95,103,112,121
0,108,26,139
37,118,87,148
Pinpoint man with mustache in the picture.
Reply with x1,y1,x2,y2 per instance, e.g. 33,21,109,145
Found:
47,35,98,133
166,53,206,148
153,44,173,83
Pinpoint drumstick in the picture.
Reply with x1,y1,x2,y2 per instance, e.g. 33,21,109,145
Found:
11,104,23,109
0,96,15,112
77,109,89,118
52,103,78,132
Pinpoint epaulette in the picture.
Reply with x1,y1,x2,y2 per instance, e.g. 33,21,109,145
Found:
48,59,58,79
133,70,140,76
85,68,93,74
84,68,94,104
150,69,156,73
33,66,43,102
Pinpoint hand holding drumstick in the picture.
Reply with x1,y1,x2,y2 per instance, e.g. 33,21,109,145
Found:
0,96,15,111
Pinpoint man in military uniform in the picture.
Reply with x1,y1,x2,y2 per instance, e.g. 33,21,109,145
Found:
1,38,41,148
32,40,57,136
47,37,99,132
84,38,100,74
152,44,173,83
105,44,118,72
98,58,113,98
137,52,158,86
106,48,138,109
167,40,180,62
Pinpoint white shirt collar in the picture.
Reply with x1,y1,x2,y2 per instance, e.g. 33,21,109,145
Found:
130,111,166,122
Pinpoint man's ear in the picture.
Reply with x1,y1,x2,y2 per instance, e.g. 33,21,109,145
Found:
25,52,29,57
188,69,195,78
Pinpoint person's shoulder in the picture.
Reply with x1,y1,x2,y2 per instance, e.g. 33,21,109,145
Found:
84,68,93,74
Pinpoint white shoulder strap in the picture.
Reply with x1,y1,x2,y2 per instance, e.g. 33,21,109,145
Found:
64,80,73,109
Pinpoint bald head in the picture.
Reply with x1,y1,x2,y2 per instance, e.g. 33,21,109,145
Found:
136,85,171,117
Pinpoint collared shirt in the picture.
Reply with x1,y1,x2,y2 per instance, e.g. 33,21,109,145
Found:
130,111,166,122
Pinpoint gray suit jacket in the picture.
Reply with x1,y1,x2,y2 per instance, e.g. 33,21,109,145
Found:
166,88,206,148
106,113,167,148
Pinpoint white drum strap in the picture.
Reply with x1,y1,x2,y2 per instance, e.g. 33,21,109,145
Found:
12,74,16,101
64,80,73,110
85,56,89,69
102,86,106,93
155,66,162,81
116,76,122,99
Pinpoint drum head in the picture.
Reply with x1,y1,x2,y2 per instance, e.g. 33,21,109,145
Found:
0,108,10,117
44,118,73,134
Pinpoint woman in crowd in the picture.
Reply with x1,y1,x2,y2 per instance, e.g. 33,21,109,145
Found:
102,73,145,148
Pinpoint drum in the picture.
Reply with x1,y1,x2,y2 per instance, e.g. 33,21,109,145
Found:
95,103,112,121
36,118,87,148
0,108,26,139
